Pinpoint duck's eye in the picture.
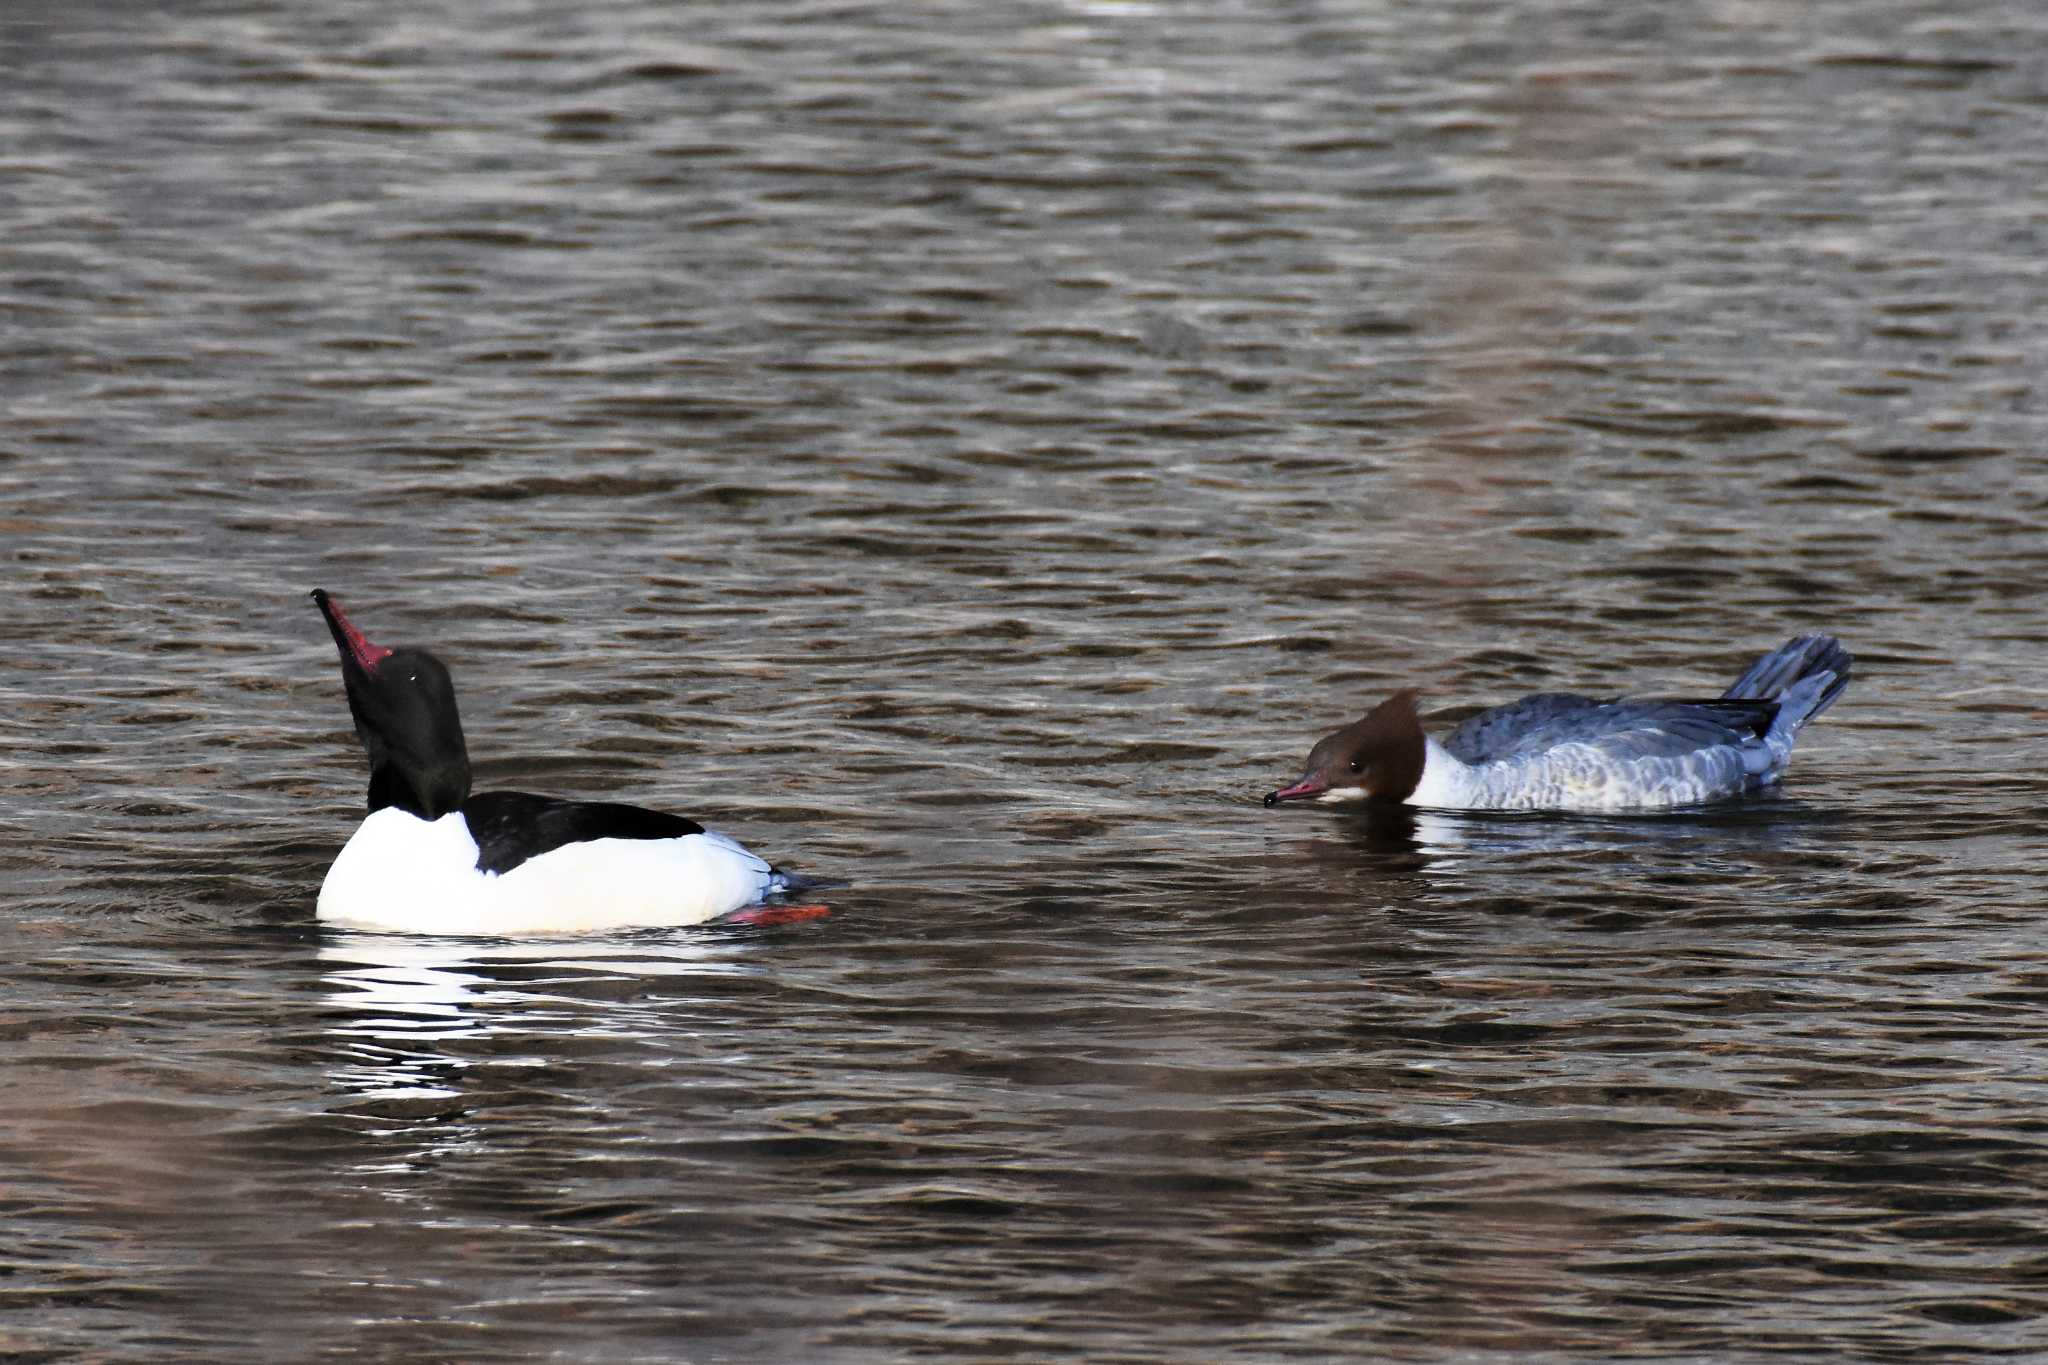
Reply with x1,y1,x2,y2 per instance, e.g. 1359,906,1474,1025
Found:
1347,760,1363,773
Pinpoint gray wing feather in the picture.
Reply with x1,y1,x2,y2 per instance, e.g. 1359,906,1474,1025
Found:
1443,693,1599,763
1443,695,1771,765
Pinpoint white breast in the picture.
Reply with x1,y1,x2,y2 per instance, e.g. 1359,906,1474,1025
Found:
317,809,779,935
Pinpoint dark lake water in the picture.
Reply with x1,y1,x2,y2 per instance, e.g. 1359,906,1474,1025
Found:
6,1,2048,1359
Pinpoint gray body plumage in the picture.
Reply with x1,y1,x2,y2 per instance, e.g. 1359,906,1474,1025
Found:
1414,636,1851,811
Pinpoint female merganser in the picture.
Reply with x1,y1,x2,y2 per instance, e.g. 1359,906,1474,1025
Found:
311,589,822,934
1265,635,1851,812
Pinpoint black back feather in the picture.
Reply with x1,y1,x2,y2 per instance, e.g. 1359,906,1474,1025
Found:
463,791,706,877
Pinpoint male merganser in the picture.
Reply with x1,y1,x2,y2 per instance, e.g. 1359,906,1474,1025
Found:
1265,635,1851,812
311,589,823,934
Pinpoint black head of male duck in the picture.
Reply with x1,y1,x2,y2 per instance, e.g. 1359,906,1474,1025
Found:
312,588,470,821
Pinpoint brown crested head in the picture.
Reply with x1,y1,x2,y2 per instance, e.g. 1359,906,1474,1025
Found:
1264,689,1426,806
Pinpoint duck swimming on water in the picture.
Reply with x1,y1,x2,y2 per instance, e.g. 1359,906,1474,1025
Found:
1265,635,1851,812
311,589,828,934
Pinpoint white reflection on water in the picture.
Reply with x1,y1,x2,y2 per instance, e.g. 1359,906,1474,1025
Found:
317,933,765,1106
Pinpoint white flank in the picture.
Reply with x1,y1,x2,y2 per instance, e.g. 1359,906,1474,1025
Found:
317,808,779,935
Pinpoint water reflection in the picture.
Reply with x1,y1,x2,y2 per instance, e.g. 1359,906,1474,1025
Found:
1300,796,1836,860
317,932,764,1112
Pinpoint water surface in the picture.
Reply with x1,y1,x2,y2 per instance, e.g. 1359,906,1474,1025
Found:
5,1,2048,1359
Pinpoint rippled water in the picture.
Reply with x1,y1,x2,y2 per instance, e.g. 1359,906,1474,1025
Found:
6,1,2048,1359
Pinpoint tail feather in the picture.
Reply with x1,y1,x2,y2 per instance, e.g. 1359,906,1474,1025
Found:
1722,634,1852,731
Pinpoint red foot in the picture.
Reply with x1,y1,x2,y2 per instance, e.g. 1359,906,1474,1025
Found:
724,903,831,927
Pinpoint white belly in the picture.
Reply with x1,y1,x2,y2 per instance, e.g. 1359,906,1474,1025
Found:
317,808,776,935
